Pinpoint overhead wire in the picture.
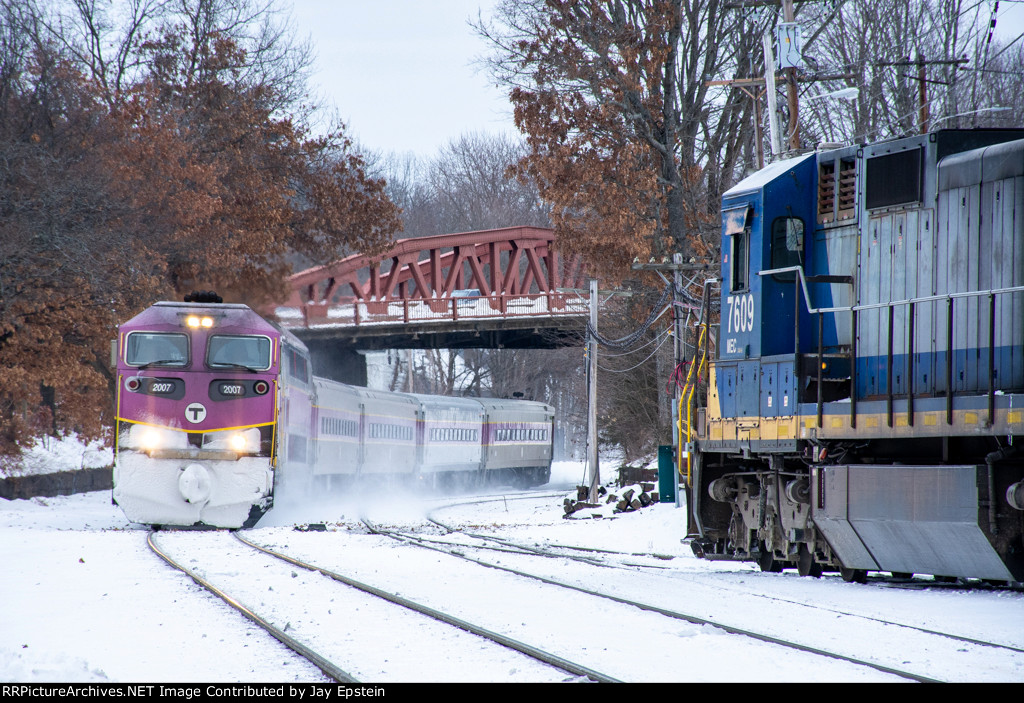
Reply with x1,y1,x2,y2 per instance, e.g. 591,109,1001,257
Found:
586,284,672,350
597,327,671,358
597,330,672,374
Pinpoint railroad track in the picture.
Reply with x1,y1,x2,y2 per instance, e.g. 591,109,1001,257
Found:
147,529,614,683
349,493,1024,682
146,531,353,683
147,488,1024,682
426,496,1024,656
357,517,934,682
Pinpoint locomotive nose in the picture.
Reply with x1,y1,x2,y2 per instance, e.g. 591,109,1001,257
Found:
178,463,212,504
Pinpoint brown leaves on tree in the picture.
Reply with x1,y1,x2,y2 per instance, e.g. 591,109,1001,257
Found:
479,0,751,281
0,2,400,458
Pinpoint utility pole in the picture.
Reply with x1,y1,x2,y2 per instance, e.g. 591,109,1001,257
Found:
631,259,714,507
762,34,782,159
876,55,968,133
672,254,684,508
917,51,928,132
711,1,855,159
780,0,801,151
587,278,600,503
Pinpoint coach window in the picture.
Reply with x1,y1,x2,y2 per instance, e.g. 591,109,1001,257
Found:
770,216,805,281
284,347,310,383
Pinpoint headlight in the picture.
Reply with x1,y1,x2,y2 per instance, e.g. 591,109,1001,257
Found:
124,424,186,451
139,428,161,451
204,427,261,453
186,316,214,328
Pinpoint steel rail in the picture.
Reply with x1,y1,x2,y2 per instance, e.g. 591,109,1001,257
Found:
406,521,1024,660
232,531,619,684
146,531,358,683
424,516,671,570
363,516,939,683
428,493,678,561
430,495,1024,658
393,527,675,571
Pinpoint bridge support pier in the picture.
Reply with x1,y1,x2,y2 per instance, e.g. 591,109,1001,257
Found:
306,342,368,386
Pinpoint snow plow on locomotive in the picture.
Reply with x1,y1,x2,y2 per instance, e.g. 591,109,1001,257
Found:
682,129,1024,583
112,295,556,529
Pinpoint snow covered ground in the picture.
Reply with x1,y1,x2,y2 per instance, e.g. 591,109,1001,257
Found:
2,455,1023,683
0,436,112,478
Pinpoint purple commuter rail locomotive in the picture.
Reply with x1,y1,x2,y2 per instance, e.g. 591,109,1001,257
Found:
113,295,556,528
113,297,281,528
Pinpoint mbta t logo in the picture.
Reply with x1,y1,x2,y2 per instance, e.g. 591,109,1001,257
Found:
185,403,207,424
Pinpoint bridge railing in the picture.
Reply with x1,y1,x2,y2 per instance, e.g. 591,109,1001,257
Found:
274,291,589,329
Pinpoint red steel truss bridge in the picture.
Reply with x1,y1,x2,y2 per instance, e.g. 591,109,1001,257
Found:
272,226,590,352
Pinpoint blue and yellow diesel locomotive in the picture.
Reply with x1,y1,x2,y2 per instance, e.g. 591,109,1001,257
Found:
685,129,1024,582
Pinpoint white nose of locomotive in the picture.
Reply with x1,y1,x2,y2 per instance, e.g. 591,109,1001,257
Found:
178,463,212,504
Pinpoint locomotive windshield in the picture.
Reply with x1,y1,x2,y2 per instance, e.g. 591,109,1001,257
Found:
124,332,189,367
207,335,272,370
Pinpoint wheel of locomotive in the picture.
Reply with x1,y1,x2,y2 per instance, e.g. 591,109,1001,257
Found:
797,544,823,578
840,566,868,584
757,541,783,573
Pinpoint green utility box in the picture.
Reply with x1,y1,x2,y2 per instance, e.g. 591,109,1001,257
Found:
658,445,675,503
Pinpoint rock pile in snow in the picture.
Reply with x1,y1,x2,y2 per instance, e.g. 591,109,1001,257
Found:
563,482,659,518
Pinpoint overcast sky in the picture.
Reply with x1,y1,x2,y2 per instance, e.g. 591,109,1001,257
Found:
288,0,1024,160
288,1,512,159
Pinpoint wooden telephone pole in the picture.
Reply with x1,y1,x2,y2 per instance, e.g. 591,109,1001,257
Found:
713,0,854,159
780,0,801,151
876,54,970,133
587,278,600,503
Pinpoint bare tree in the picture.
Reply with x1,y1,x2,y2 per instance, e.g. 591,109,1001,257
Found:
428,132,551,234
476,0,774,272
42,0,315,113
378,131,550,238
795,0,1021,146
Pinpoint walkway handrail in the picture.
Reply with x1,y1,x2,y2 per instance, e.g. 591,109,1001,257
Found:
677,324,708,487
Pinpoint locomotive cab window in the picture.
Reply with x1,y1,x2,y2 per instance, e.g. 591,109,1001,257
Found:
208,335,272,370
724,205,752,293
125,332,189,367
730,225,751,293
770,216,805,281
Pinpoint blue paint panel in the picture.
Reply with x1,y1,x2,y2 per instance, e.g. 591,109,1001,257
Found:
759,157,818,357
720,153,817,362
716,363,737,418
736,360,760,418
779,360,796,415
760,360,778,418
